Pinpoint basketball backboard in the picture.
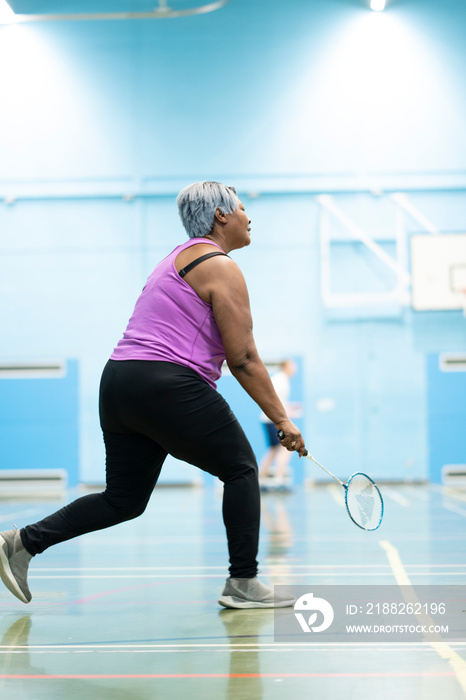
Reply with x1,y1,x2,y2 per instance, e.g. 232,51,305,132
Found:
411,233,466,311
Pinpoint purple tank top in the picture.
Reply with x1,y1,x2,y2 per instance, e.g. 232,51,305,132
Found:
110,239,226,388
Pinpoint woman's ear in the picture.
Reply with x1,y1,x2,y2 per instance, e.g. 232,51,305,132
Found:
215,207,228,223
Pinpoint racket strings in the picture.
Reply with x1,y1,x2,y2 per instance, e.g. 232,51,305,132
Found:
345,473,383,531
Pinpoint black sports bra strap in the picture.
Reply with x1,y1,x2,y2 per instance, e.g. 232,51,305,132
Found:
178,251,229,278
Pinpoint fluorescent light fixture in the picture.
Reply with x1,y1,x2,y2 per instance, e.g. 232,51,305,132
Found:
370,0,386,10
0,0,17,23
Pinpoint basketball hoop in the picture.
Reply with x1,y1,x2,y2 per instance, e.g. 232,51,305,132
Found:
411,238,466,311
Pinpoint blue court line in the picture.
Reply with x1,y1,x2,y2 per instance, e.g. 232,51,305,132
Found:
3,633,277,647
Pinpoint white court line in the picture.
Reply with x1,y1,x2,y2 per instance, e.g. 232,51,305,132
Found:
30,565,399,571
27,572,466,579
431,485,466,503
413,485,466,517
442,489,466,504
380,540,466,693
0,642,466,657
382,488,409,507
29,564,466,571
430,483,466,515
1,648,466,656
1,648,463,656
2,642,466,650
442,502,466,518
82,532,464,556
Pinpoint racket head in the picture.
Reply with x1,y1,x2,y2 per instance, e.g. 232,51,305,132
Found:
344,472,384,531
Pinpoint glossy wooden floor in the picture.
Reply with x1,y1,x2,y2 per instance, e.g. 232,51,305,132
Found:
1,482,466,699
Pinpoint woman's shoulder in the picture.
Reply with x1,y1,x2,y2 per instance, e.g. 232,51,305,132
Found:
173,239,229,273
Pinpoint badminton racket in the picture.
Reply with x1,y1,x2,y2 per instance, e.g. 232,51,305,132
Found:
277,430,383,531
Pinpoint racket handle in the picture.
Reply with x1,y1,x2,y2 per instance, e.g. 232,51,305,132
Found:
278,430,344,486
277,429,306,455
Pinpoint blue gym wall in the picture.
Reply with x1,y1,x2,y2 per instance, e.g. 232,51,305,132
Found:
0,360,80,485
1,0,465,483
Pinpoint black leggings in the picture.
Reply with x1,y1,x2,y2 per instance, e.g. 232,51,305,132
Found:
21,360,260,578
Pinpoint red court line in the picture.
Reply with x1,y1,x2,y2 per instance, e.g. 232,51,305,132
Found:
0,672,456,679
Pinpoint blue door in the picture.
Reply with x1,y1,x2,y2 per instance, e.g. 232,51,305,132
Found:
426,354,466,484
0,360,80,486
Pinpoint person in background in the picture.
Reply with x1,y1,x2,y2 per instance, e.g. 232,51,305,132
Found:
0,181,304,610
259,359,301,490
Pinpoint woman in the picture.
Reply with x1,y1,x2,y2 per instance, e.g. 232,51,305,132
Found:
0,181,304,610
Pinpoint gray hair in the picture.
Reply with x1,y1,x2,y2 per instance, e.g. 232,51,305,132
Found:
176,181,239,238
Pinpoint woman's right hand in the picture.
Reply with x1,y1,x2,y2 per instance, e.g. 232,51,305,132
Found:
275,420,305,456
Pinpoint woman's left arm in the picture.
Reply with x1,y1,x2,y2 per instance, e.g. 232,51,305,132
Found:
207,257,305,454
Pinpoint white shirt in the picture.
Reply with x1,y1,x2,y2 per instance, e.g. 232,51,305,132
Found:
259,370,290,424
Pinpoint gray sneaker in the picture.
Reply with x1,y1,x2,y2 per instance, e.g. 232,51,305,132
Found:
218,576,295,609
0,529,33,604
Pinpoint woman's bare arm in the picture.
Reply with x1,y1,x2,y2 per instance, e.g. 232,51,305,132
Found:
205,257,305,454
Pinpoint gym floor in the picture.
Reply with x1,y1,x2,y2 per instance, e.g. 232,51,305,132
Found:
0,482,465,699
